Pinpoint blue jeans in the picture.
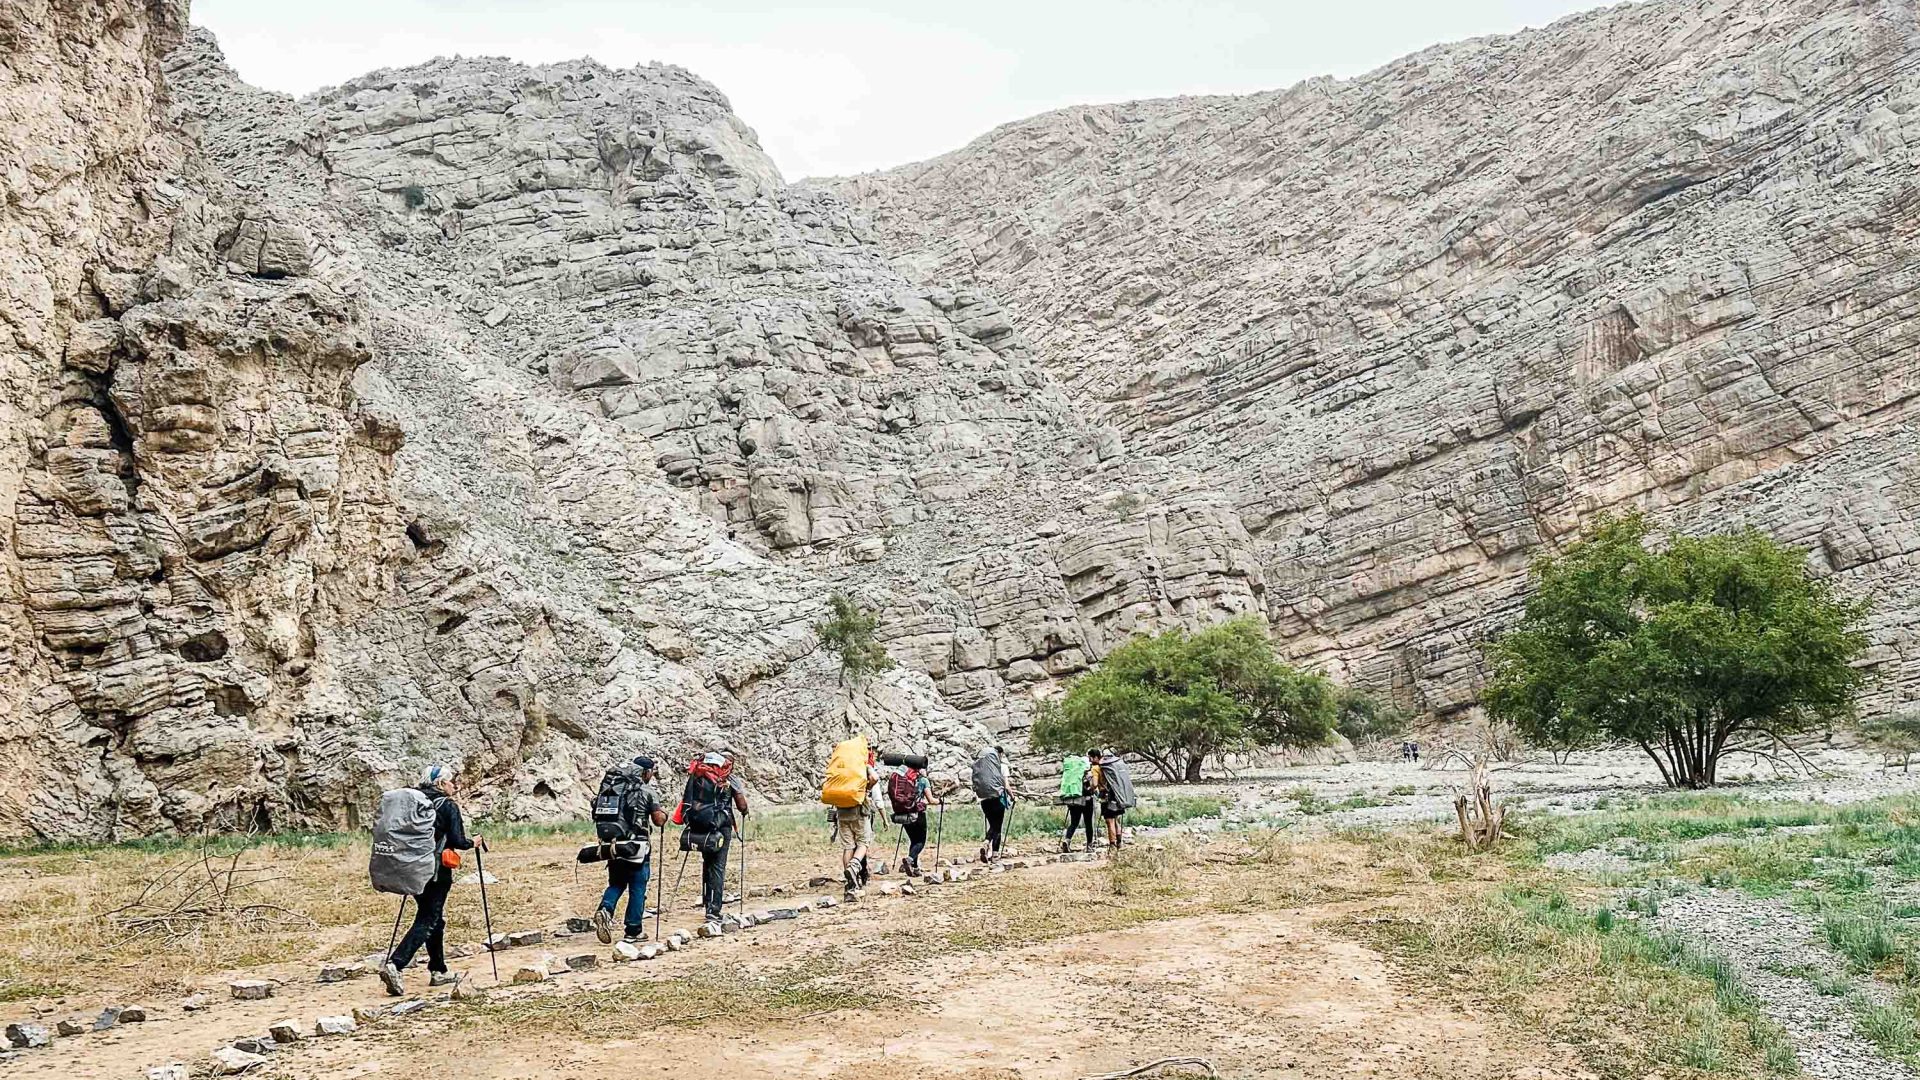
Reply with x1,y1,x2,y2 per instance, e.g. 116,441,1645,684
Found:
599,858,651,936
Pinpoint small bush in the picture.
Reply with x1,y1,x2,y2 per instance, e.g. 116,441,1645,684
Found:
401,183,428,209
1825,909,1899,970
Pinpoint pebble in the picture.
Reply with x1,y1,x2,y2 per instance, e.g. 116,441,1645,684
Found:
510,963,549,985
266,1020,303,1043
144,1067,188,1080
451,979,487,1003
119,1005,148,1023
317,963,365,983
228,981,273,1001
505,929,544,947
565,952,598,971
55,1019,86,1037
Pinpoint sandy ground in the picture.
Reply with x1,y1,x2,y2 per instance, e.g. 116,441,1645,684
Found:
10,747,1915,1079
28,859,1588,1080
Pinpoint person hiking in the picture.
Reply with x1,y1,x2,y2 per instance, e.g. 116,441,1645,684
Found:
1058,750,1095,852
380,763,483,996
1090,748,1137,851
832,747,881,900
675,750,747,925
592,756,667,944
887,759,932,875
970,745,1013,863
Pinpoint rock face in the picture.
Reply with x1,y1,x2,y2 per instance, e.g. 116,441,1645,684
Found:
8,0,1916,838
825,0,1920,715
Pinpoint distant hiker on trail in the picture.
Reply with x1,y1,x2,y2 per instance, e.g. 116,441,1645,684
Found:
971,745,1013,863
591,755,667,944
822,736,878,900
376,763,483,997
1090,749,1137,851
1058,750,1095,853
886,757,932,875
676,750,747,924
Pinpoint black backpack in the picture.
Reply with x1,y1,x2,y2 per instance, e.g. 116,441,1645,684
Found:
683,771,731,835
592,766,645,843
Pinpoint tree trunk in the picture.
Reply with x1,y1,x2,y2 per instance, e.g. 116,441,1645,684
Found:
1183,755,1205,783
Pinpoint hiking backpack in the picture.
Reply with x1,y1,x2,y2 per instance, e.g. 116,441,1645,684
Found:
887,769,926,816
681,760,733,836
369,787,443,896
592,765,646,844
970,751,1005,801
1058,755,1089,800
821,735,869,809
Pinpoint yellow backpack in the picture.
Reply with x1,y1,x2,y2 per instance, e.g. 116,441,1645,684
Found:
821,735,869,809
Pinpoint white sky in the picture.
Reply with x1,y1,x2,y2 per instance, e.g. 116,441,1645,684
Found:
193,0,1609,180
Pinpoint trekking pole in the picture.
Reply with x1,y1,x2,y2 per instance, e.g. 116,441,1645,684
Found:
890,824,903,875
385,895,409,956
472,842,499,983
933,795,946,868
736,813,748,916
651,829,664,942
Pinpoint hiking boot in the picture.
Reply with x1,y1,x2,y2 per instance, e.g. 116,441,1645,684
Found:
978,844,990,864
592,906,614,944
1061,839,1071,853
379,961,404,997
622,933,646,944
858,856,871,886
428,971,459,987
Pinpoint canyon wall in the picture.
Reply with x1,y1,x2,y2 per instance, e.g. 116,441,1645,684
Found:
825,0,1920,715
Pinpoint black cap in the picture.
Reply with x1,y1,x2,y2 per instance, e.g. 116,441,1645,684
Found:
633,755,656,771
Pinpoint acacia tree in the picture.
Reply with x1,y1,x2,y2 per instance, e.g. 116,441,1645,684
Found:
1483,515,1871,788
1031,618,1335,782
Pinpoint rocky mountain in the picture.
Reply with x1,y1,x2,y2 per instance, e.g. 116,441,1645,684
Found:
825,0,1920,717
4,0,1914,839
1,2,1269,840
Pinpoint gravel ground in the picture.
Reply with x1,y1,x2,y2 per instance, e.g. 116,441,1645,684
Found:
1656,889,1915,1080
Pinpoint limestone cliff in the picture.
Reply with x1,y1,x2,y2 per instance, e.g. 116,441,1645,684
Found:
826,0,1920,716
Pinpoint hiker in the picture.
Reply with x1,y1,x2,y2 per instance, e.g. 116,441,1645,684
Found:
838,748,881,899
380,763,483,996
970,745,1013,862
591,755,667,944
1058,750,1095,852
675,750,747,925
1090,748,1138,851
886,757,932,874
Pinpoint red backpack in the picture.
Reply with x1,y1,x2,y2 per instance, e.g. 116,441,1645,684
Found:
888,769,927,815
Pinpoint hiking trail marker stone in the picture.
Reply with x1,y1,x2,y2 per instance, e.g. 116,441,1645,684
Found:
484,933,511,951
314,1015,357,1037
54,1019,86,1037
228,981,273,1001
317,963,365,983
351,1005,388,1024
565,917,595,934
266,1020,303,1043
391,1000,432,1016
211,1046,267,1074
119,1005,148,1022
566,952,599,971
506,929,544,947
180,994,211,1013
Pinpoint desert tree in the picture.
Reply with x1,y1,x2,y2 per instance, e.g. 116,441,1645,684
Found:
1031,617,1335,782
1483,514,1871,788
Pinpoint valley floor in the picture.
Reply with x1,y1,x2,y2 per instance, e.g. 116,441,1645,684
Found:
6,749,1920,1079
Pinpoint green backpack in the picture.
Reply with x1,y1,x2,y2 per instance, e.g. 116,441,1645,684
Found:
1058,755,1089,799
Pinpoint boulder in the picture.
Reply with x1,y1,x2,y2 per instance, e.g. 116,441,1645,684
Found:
5,1023,50,1049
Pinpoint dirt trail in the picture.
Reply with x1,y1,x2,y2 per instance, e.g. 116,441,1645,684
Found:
30,857,1590,1080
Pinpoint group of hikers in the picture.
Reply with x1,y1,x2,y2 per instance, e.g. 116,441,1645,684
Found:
367,741,1137,995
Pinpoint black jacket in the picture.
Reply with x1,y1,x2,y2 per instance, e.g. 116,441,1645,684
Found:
420,783,473,881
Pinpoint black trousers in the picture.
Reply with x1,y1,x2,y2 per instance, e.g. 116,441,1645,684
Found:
903,814,928,866
391,873,451,973
1064,800,1094,844
700,831,732,920
981,798,1006,853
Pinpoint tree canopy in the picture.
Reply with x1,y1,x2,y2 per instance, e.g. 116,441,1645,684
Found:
1483,514,1871,788
1031,618,1335,781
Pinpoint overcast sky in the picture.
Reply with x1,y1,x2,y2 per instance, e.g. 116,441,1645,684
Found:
194,0,1608,180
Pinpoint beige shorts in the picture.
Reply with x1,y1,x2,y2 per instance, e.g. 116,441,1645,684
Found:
833,813,873,851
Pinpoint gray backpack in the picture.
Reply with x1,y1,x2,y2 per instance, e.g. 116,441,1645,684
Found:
970,751,1006,801
369,787,443,896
